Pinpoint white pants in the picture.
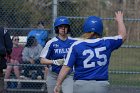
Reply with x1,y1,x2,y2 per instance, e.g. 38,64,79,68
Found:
47,71,74,93
74,80,110,93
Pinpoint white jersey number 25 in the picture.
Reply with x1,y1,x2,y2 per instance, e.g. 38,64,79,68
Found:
83,47,107,68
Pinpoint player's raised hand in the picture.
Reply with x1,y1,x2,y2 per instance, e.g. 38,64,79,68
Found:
115,11,126,42
115,11,124,23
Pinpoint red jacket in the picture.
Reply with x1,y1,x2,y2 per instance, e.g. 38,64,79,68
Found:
10,45,23,63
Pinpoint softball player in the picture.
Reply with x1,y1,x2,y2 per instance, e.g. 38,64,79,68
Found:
40,16,76,93
54,11,126,93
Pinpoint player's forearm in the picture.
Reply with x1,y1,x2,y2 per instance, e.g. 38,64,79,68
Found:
117,20,126,42
40,58,53,65
56,65,71,86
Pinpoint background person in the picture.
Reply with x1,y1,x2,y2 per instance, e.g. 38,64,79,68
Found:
28,21,48,47
0,27,13,77
40,16,76,93
22,36,44,79
54,11,127,93
0,27,12,92
5,35,23,79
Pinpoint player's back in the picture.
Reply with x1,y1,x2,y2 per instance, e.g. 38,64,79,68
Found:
66,35,123,80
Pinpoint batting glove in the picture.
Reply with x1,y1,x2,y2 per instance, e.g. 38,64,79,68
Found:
52,59,65,66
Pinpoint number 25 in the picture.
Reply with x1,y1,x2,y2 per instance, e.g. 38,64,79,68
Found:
83,47,107,68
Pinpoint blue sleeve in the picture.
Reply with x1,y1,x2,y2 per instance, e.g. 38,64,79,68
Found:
106,35,123,51
45,44,52,59
64,45,76,68
40,40,52,59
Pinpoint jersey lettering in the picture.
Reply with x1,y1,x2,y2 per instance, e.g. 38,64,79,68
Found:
54,48,69,54
83,47,107,68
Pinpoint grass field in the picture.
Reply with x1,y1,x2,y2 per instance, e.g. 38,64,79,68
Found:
109,46,140,86
110,47,140,71
109,74,140,86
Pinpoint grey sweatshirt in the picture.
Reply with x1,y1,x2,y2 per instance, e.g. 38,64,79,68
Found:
22,44,43,62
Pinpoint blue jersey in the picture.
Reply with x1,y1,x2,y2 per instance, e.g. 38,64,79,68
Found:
28,29,48,47
40,36,76,74
64,35,123,80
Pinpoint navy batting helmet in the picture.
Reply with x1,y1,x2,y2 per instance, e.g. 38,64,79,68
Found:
54,16,70,34
83,16,103,36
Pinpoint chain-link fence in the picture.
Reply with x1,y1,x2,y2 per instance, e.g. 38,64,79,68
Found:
0,0,140,93
57,0,140,92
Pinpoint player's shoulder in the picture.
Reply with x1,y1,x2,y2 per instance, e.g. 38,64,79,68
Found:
71,37,92,45
49,37,58,41
70,37,84,41
46,37,58,44
70,39,84,47
67,36,77,40
67,37,78,42
102,35,122,40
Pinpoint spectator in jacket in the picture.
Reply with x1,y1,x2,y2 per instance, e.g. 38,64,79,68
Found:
28,21,48,47
0,27,13,77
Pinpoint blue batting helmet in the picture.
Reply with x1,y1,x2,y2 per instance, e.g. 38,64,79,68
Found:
83,16,103,36
54,16,70,34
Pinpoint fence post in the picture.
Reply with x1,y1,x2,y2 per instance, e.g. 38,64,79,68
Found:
52,0,58,37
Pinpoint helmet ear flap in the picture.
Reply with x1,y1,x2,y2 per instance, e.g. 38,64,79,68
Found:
67,25,71,34
55,27,59,34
